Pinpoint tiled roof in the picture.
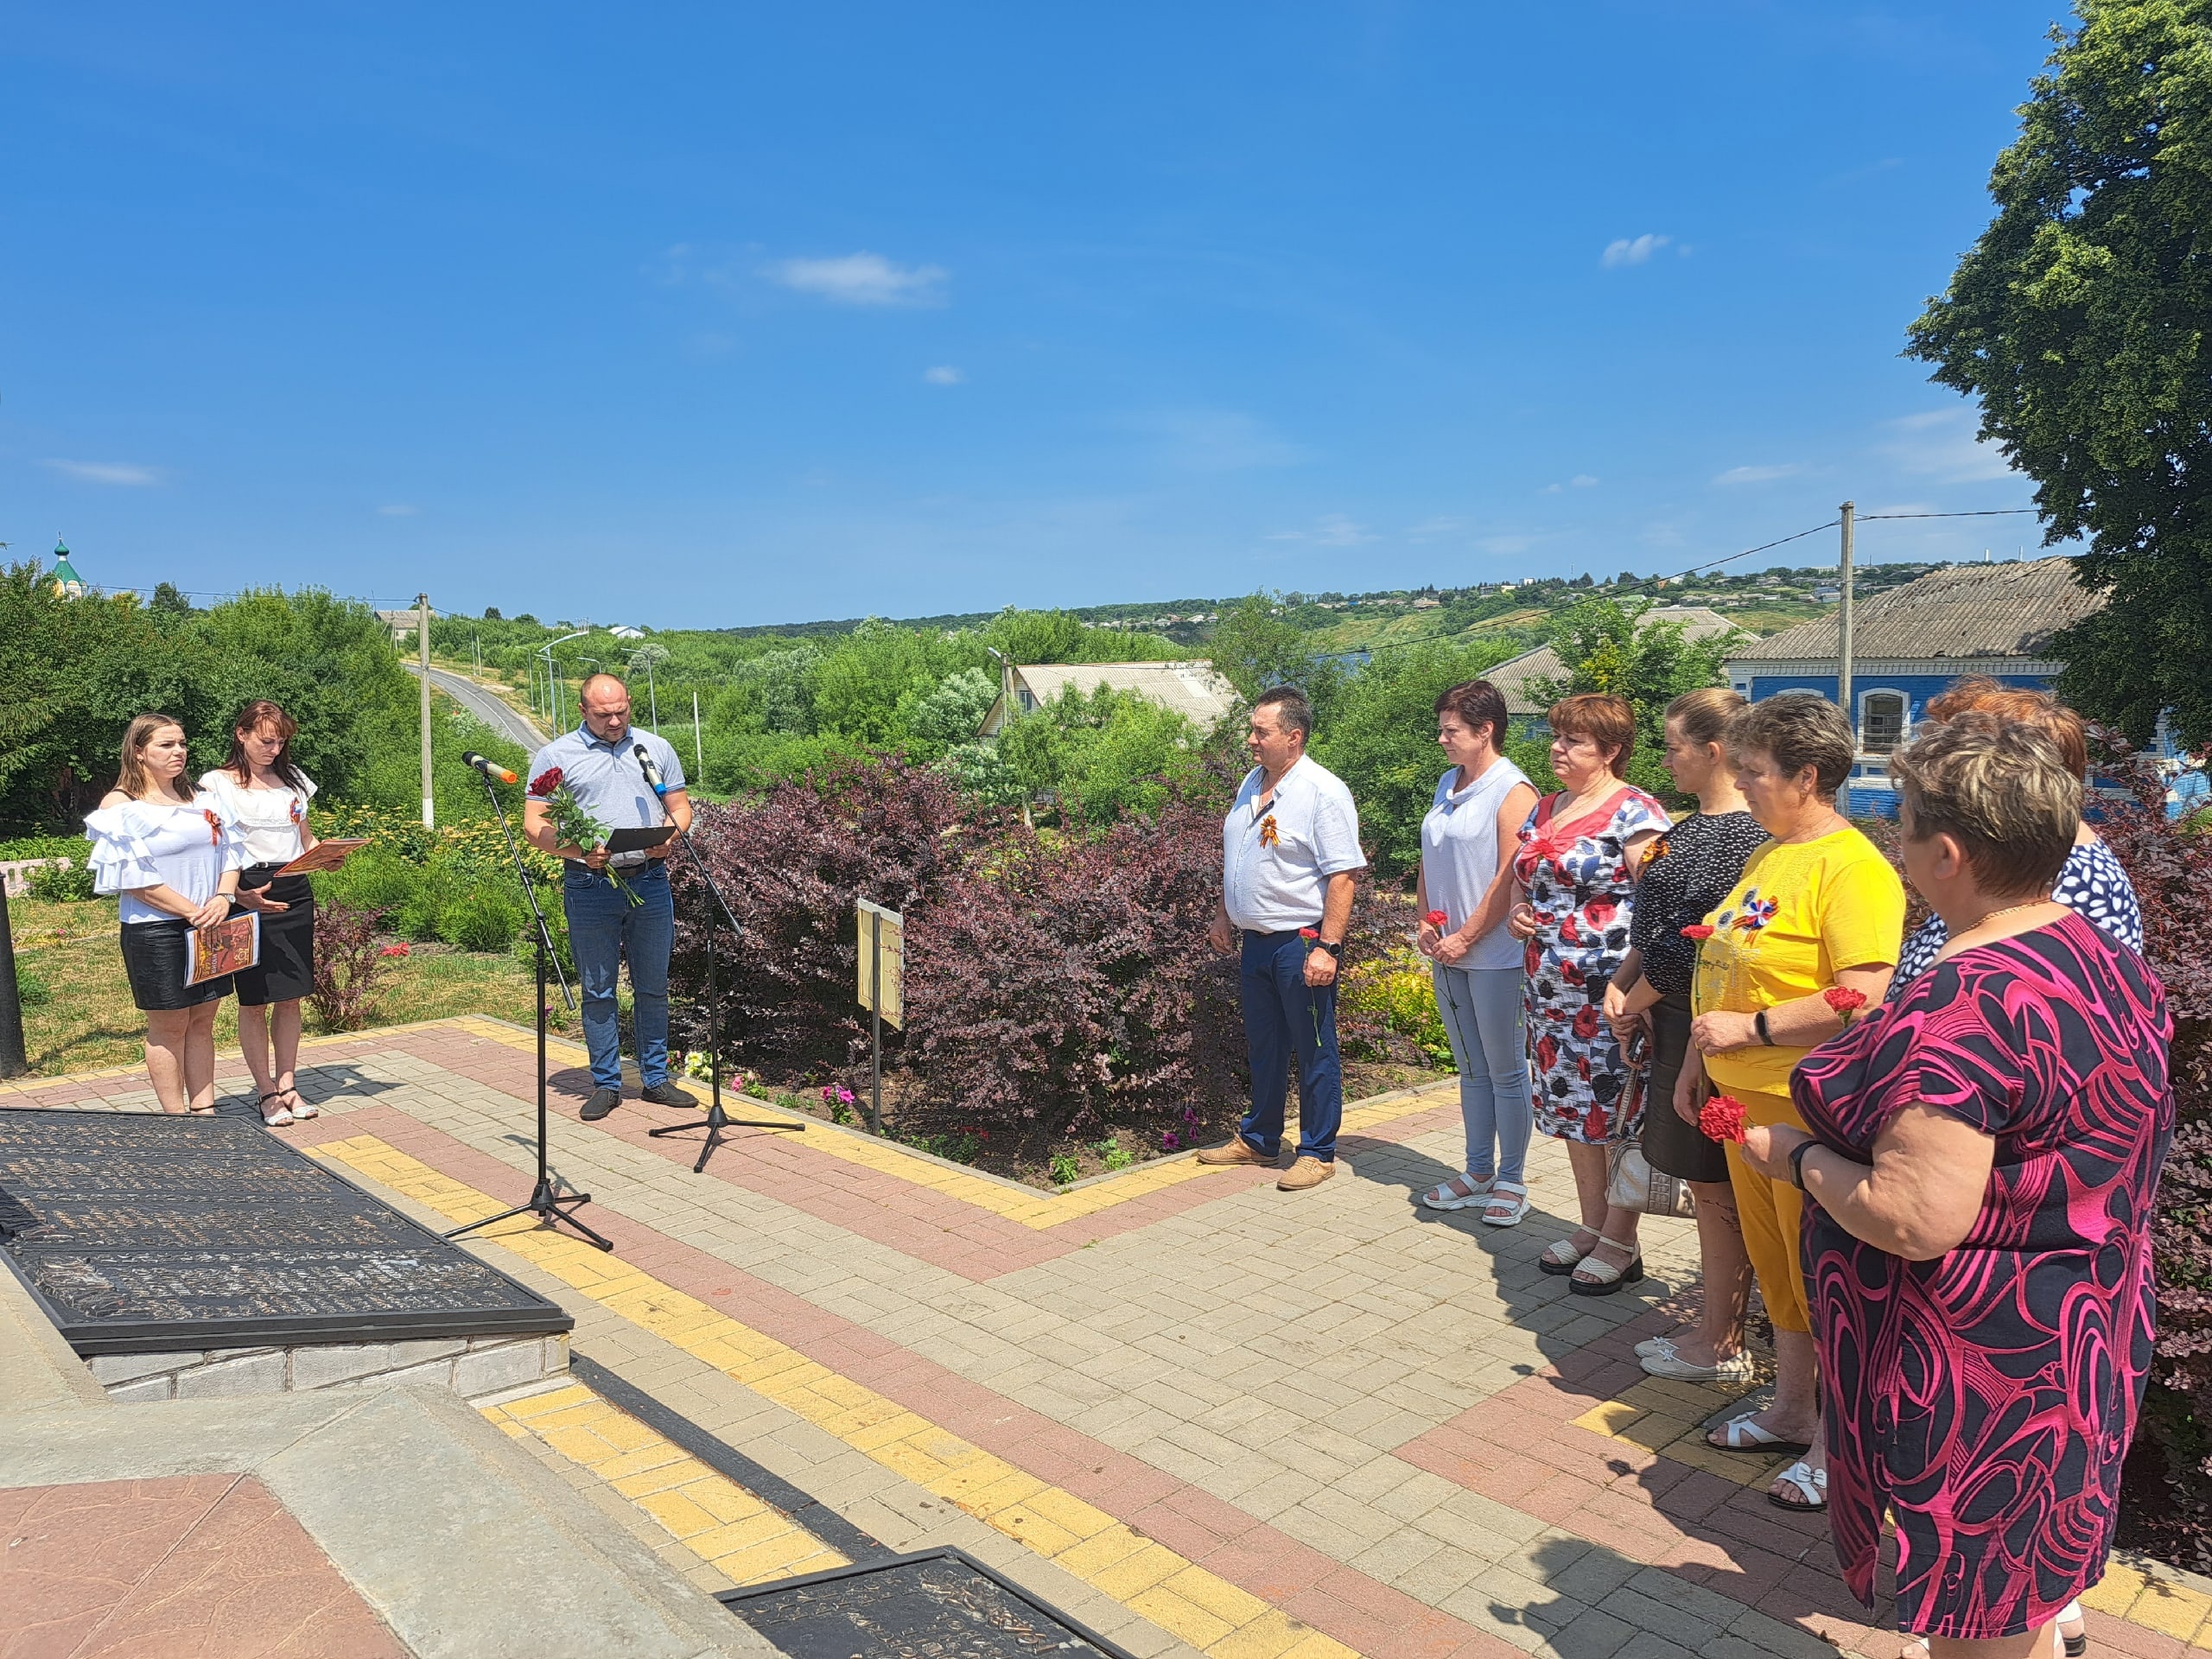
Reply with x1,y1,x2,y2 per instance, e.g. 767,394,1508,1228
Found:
1726,557,2101,664
982,660,1241,735
1488,607,1740,715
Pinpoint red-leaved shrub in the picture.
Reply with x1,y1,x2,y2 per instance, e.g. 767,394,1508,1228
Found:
310,901,398,1032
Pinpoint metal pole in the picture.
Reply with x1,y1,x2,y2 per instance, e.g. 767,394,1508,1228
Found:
692,690,703,782
647,659,659,731
870,910,883,1135
1837,501,1856,748
0,880,28,1077
417,593,435,829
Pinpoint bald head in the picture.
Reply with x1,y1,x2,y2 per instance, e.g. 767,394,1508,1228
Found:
579,674,632,741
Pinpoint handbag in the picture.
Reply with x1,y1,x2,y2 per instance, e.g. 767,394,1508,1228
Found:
1605,1028,1696,1217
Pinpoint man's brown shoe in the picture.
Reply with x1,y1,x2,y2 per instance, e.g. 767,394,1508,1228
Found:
1195,1137,1272,1166
1278,1155,1336,1191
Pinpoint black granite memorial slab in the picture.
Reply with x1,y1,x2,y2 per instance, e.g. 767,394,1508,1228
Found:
721,1548,1138,1659
0,1109,572,1355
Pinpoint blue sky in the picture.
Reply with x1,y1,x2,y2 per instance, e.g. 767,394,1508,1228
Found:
5,4,2069,626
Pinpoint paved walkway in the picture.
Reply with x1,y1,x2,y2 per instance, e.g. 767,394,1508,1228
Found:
8,1017,2211,1659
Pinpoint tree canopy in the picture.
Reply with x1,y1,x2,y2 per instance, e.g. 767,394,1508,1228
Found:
1907,0,2212,745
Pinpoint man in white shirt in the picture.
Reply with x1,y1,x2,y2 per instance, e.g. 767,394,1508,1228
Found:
1203,686,1365,1190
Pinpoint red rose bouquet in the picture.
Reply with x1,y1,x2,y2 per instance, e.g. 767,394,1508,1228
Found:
528,766,641,906
1699,1093,1749,1143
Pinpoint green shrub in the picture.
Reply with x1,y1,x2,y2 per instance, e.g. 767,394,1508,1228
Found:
0,836,90,862
318,848,423,918
27,861,97,904
1050,1152,1080,1186
438,884,525,953
1340,947,1453,1068
15,965,51,1007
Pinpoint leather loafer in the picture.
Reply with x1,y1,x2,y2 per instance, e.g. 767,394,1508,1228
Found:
1195,1138,1274,1166
639,1081,697,1109
580,1087,621,1122
1277,1155,1336,1191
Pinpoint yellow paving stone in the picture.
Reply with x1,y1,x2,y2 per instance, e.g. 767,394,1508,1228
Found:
634,1487,721,1541
1053,1524,1152,1580
612,1459,721,1499
1610,1412,1696,1455
712,1535,846,1586
687,1478,775,1528
688,1510,796,1559
1017,1486,1120,1542
1657,1435,1768,1488
2082,1560,2148,1618
1128,1586,1236,1650
846,1409,936,1452
2128,1581,2212,1641
498,1384,596,1421
1090,1541,1187,1601
955,1469,1051,1515
1279,1632,1361,1659
1161,1566,1270,1626
981,1504,1084,1559
1572,1400,1646,1438
591,1444,694,1483
538,1425,623,1465
1208,1611,1322,1659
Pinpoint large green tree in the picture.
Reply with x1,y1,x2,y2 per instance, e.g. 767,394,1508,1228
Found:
1528,597,1743,802
1907,1,2212,745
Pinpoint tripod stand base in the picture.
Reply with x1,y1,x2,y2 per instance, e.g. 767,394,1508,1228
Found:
648,1101,804,1174
445,1178,615,1252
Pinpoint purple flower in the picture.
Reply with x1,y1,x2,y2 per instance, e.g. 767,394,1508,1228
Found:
1160,1129,1182,1151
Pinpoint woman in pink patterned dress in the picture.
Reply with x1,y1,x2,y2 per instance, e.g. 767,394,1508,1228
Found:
1505,694,1669,1294
1741,715,2173,1656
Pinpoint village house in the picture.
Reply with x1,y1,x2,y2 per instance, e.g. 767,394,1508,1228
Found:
976,660,1239,737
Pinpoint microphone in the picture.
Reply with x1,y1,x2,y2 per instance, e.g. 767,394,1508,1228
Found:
462,752,518,785
636,745,666,796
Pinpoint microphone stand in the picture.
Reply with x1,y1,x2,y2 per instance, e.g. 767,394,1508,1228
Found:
445,766,613,1251
643,766,801,1174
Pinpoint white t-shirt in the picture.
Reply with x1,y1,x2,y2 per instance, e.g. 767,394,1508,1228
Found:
85,795,247,925
1420,757,1534,971
1221,755,1366,933
198,769,316,868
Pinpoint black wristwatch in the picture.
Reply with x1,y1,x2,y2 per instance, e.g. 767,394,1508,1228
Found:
1311,938,1343,957
1755,1010,1776,1046
1789,1138,1816,1192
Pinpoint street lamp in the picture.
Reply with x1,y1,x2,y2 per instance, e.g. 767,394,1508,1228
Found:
538,631,588,731
628,644,670,730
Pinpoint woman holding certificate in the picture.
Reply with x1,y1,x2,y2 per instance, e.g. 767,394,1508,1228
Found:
200,700,322,1127
86,714,245,1116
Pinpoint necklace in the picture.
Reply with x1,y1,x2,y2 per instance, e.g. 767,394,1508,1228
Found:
1959,900,2054,937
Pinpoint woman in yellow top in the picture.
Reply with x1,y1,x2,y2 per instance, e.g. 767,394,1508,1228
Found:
1677,693,1904,1514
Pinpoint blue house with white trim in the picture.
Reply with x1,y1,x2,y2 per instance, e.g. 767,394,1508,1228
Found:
1723,556,2107,817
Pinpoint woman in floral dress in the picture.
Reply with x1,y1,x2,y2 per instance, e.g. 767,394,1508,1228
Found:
1506,694,1669,1294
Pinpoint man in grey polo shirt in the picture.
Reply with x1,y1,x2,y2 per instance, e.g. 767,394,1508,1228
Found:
524,673,696,1121
1202,684,1364,1191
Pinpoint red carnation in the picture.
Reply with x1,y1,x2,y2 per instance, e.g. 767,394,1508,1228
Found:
1700,1094,1749,1143
1823,987,1867,1014
1680,924,1714,941
1300,926,1319,940
1425,910,1447,927
528,766,563,798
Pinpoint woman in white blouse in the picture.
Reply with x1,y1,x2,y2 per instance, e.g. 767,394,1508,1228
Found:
200,700,321,1128
85,714,245,1115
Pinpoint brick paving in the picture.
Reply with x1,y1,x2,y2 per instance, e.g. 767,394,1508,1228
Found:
9,1015,2210,1659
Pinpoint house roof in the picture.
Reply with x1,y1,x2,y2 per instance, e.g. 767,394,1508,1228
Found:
982,660,1240,735
1487,607,1740,716
1726,557,2101,664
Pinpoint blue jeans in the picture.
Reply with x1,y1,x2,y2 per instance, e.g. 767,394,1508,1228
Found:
1238,929,1343,1162
563,863,673,1091
1432,963,1532,1184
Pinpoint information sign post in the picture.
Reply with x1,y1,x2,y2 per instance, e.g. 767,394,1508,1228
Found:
856,899,904,1135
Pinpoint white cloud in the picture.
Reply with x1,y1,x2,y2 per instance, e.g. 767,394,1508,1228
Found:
1713,463,1808,486
1601,233,1671,269
1136,410,1307,473
42,458,162,486
1270,513,1376,547
378,504,419,517
768,251,947,307
1404,515,1466,542
1570,474,1599,488
923,365,963,385
1881,408,2018,482
1481,534,1537,556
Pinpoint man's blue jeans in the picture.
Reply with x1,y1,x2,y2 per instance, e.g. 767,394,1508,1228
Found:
1237,928,1343,1163
563,863,672,1091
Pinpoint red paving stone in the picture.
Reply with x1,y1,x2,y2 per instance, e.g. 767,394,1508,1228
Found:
0,1475,403,1658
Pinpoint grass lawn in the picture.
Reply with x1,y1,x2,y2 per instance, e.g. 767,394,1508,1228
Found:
8,894,566,1077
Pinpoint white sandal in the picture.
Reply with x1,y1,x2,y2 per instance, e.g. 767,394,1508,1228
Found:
280,1086,317,1122
1768,1459,1827,1512
1480,1180,1529,1227
1707,1412,1813,1456
1539,1232,1597,1274
1421,1173,1495,1211
1568,1233,1643,1296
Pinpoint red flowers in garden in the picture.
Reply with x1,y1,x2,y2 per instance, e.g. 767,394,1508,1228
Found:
1700,1093,1749,1143
379,942,410,958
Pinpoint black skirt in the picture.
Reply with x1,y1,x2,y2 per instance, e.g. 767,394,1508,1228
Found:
1641,994,1732,1185
119,918,232,1013
233,869,315,1007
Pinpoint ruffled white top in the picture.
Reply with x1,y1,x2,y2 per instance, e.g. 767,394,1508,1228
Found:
197,768,315,867
84,795,246,925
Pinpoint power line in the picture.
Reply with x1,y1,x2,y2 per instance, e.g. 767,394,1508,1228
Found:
1857,508,2037,521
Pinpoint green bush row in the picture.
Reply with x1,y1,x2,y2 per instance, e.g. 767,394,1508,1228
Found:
314,845,532,955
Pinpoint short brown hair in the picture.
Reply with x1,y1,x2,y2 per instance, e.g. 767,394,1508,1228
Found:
1726,694,1854,798
1254,684,1313,741
1548,694,1636,778
1665,686,1745,748
1924,677,2088,780
1434,679,1508,749
1890,712,2081,899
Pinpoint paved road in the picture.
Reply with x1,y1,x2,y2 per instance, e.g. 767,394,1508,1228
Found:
403,662,546,752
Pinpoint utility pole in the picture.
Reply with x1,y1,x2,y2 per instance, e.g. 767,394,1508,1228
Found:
1837,502,1856,750
418,593,435,829
692,690,704,782
0,880,27,1077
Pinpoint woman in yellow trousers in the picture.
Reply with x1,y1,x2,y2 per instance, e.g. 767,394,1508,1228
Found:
1675,694,1904,1514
